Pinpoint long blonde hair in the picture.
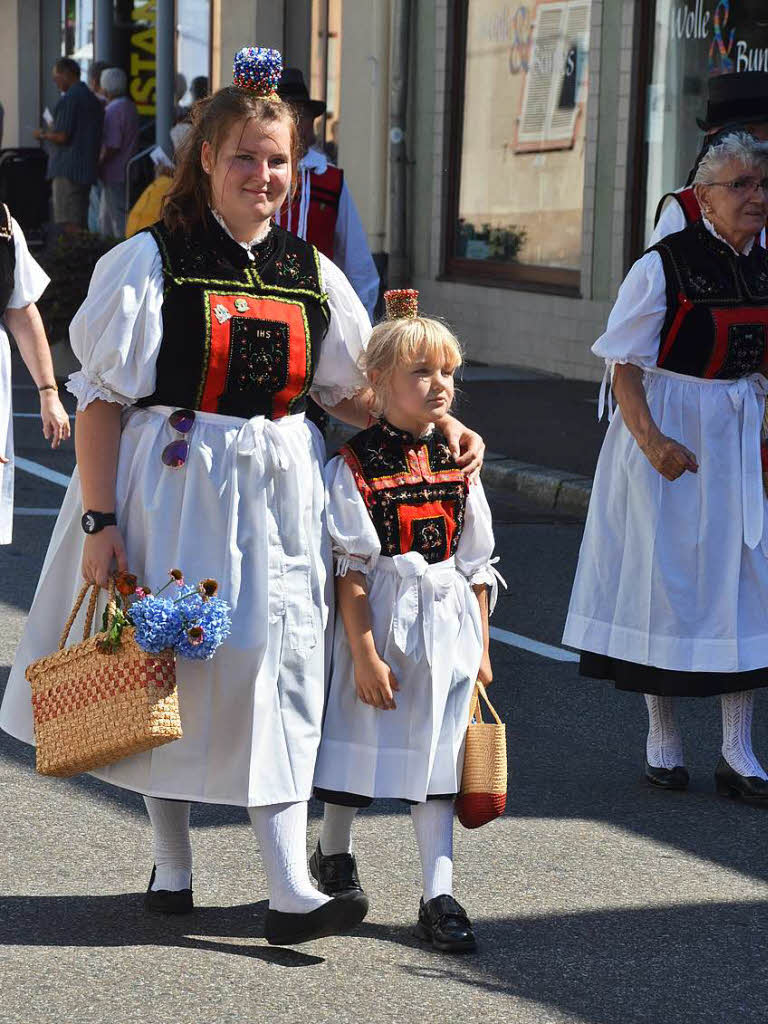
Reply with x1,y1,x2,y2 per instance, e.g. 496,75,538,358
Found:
362,316,463,415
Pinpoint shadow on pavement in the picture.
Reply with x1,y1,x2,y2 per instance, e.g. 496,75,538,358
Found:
0,893,323,967
364,901,768,1023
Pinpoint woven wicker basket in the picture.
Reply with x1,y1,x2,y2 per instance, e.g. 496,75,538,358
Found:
456,681,507,829
26,582,181,778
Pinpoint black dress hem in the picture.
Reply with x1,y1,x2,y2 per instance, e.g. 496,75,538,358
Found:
579,650,768,697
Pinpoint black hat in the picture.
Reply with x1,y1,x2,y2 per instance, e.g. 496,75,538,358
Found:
277,68,326,119
697,72,768,130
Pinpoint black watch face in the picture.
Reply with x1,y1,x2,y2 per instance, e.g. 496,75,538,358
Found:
82,513,97,533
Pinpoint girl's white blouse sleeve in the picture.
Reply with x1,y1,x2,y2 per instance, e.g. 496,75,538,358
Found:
310,252,371,408
455,478,503,613
65,232,164,410
7,217,50,308
592,251,667,370
324,455,381,577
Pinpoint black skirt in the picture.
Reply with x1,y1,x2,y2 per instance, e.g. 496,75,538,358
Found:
580,651,768,697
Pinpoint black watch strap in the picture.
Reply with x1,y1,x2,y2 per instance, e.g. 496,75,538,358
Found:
81,510,117,534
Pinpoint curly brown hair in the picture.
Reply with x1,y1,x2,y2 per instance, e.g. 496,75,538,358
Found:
162,86,300,233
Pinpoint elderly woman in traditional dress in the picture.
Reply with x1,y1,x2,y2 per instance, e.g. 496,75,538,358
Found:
0,48,483,946
564,133,768,802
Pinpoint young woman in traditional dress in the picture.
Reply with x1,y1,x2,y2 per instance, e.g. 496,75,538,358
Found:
0,48,483,946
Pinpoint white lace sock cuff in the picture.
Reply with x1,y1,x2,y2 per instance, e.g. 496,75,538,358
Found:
721,690,768,779
644,694,684,769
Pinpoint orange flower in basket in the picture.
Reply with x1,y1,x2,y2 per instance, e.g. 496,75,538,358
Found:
115,571,138,596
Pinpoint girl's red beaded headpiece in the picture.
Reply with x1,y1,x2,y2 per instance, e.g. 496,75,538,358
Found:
384,289,419,320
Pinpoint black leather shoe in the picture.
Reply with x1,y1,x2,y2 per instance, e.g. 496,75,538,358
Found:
644,761,689,790
715,756,768,804
144,865,194,915
415,895,476,953
265,896,368,946
309,843,369,912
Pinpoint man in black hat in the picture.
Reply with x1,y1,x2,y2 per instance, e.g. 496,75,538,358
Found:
651,72,768,244
276,68,379,320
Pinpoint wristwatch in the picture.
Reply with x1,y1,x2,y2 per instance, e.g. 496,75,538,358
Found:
81,510,117,534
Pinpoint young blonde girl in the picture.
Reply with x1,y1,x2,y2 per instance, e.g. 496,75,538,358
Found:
311,291,502,952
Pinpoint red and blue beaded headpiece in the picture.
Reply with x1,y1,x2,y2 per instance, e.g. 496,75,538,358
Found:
233,47,283,97
384,289,419,320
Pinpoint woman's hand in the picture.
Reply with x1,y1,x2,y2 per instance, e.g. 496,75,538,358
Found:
639,430,698,481
40,391,71,449
477,650,493,686
81,526,128,589
441,417,485,481
354,653,400,710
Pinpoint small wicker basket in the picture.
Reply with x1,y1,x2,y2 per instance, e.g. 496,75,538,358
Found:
456,681,507,829
26,581,182,778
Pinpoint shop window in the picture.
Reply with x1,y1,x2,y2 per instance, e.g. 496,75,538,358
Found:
444,0,591,294
640,0,768,248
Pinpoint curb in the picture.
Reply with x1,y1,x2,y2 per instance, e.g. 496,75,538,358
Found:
481,454,592,517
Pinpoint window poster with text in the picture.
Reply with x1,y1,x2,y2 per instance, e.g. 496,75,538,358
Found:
643,1,768,245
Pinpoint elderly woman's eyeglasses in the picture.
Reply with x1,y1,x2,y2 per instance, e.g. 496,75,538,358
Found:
704,176,768,195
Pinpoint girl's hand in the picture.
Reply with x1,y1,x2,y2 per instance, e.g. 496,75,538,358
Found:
354,654,400,710
40,391,71,449
442,418,485,482
478,650,493,686
81,525,128,589
639,431,698,481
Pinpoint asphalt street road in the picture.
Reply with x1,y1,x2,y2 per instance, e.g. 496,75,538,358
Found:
3,386,768,1024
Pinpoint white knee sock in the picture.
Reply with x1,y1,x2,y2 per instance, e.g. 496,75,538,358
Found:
319,803,358,856
644,694,684,769
721,690,767,779
248,801,330,914
143,796,193,891
410,799,454,902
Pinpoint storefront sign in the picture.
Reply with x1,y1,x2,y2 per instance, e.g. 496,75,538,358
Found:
131,0,156,115
669,1,768,74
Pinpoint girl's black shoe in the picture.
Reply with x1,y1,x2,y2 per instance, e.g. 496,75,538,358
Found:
265,896,368,945
144,865,194,915
715,756,768,804
644,761,689,790
415,895,477,953
309,842,369,913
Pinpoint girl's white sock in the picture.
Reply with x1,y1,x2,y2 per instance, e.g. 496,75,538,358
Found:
143,796,193,891
248,801,330,913
410,799,454,902
721,690,768,779
644,694,684,769
319,803,358,855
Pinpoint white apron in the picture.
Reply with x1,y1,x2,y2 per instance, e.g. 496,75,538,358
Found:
563,367,768,673
314,551,484,803
0,329,13,543
0,405,332,806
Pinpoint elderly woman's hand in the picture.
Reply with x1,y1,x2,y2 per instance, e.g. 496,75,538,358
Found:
639,430,698,481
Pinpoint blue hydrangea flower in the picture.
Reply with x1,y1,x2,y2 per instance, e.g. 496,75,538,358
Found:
129,596,184,654
176,594,232,660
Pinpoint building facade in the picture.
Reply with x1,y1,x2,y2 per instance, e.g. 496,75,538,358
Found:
2,1,768,380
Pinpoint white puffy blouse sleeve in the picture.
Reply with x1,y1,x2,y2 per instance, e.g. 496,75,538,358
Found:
324,455,381,577
647,195,686,247
310,252,371,408
455,478,504,613
65,231,164,410
592,250,667,420
7,217,49,308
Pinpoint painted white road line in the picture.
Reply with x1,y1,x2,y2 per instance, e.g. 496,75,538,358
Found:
13,412,74,419
15,457,72,488
490,625,579,662
15,508,59,516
